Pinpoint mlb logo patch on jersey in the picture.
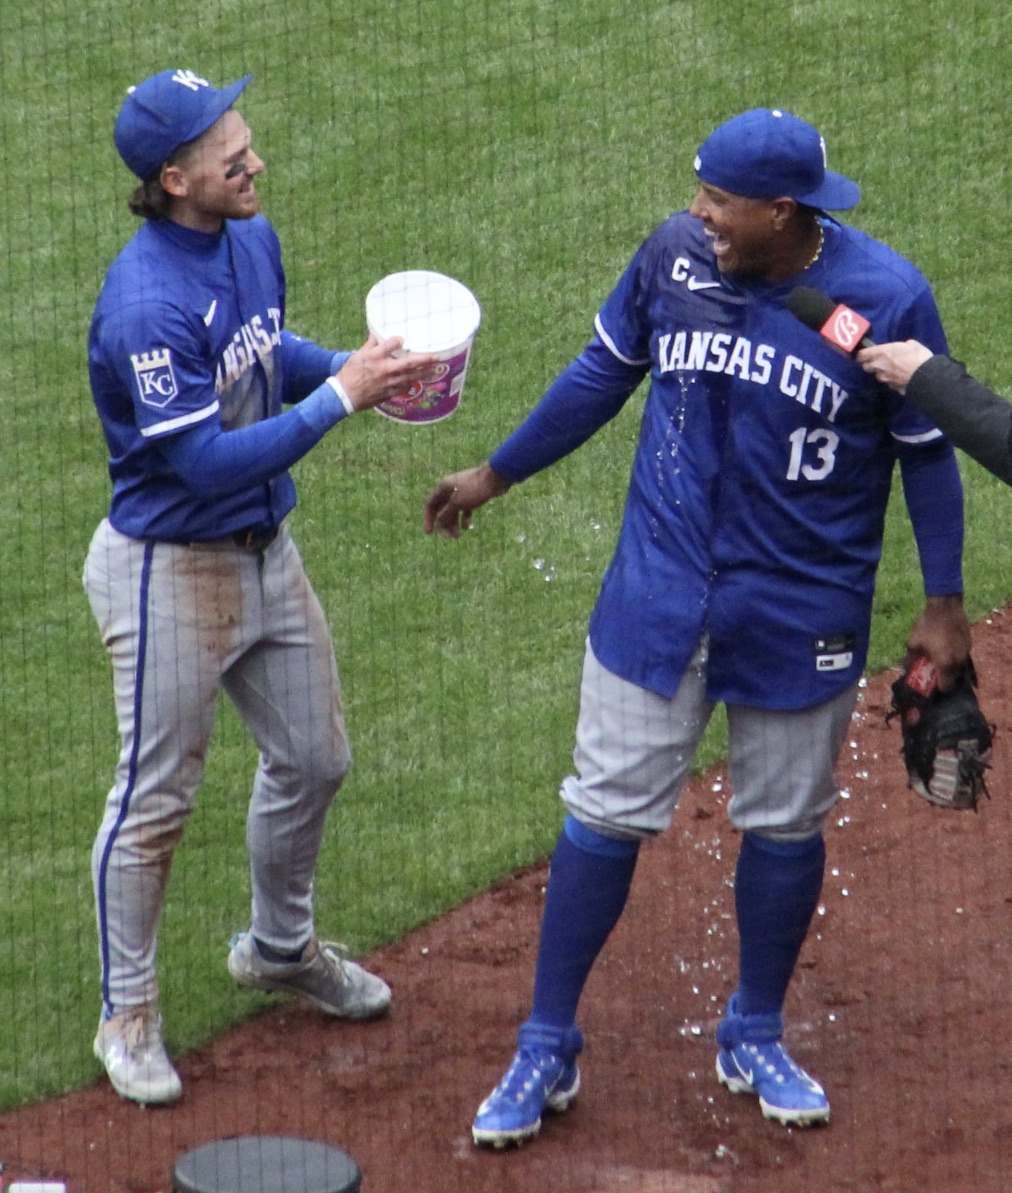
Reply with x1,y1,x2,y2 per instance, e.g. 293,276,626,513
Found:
132,348,178,409
814,633,855,672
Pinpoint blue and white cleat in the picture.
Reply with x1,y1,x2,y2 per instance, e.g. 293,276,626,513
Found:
472,1022,583,1148
715,993,829,1126
716,1040,830,1126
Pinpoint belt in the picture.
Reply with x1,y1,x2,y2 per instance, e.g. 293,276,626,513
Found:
171,524,281,552
232,524,280,552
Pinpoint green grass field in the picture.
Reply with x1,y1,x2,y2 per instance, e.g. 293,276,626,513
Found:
1,0,1010,1108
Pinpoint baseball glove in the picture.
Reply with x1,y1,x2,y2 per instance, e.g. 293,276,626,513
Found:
888,656,994,811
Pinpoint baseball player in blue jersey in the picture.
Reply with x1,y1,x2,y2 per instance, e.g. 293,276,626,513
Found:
85,68,436,1105
424,108,971,1144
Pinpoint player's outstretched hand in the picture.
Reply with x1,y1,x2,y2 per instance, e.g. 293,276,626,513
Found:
423,463,512,539
858,341,934,395
336,333,439,412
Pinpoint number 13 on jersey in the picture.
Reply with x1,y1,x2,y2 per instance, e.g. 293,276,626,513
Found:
786,426,839,481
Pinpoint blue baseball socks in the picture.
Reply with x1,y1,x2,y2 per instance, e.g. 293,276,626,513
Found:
527,813,640,1031
732,830,825,1018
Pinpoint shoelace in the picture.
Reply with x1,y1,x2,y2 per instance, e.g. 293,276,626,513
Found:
117,1009,156,1054
496,1049,555,1096
317,941,352,980
749,1044,816,1087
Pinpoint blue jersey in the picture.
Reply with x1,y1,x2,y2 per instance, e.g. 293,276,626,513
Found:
492,212,963,710
89,215,337,542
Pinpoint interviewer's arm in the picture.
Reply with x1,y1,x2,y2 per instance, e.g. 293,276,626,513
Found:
861,344,1012,487
907,355,1012,486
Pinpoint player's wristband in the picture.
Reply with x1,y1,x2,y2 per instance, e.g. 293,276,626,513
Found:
326,375,357,417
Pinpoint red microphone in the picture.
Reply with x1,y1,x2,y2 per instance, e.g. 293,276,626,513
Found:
788,286,875,355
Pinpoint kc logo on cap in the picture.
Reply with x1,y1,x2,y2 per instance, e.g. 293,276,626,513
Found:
168,69,211,93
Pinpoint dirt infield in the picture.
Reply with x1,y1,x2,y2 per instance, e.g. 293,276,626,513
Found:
3,612,1011,1193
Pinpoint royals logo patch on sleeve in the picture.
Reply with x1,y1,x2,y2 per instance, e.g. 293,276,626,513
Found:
131,348,178,409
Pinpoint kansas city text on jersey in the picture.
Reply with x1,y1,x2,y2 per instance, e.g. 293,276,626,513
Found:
657,329,849,423
214,307,282,393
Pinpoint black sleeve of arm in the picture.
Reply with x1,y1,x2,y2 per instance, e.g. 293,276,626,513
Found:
907,354,1012,486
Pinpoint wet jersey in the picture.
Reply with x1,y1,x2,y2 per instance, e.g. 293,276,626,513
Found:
491,211,963,709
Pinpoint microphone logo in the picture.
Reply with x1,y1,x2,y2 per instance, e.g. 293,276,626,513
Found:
821,304,872,354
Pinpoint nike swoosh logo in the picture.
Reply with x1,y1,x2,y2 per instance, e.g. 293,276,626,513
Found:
203,300,218,326
686,277,721,291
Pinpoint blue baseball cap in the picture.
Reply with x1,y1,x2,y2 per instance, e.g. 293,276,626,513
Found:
694,108,860,211
114,68,253,179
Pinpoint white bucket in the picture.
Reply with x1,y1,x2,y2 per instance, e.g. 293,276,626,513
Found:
365,270,481,424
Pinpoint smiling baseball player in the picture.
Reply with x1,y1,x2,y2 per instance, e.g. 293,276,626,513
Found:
85,68,435,1104
425,108,971,1144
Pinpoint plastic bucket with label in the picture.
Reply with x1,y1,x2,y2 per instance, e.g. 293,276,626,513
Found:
365,270,481,424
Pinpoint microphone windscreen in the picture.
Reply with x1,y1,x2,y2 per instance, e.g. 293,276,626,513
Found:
787,286,837,332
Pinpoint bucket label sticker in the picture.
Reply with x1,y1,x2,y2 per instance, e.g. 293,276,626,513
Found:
377,347,471,424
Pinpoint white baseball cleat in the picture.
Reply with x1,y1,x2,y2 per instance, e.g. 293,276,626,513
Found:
228,932,391,1020
94,1004,182,1105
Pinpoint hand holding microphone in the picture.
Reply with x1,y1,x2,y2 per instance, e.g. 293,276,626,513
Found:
856,341,935,394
